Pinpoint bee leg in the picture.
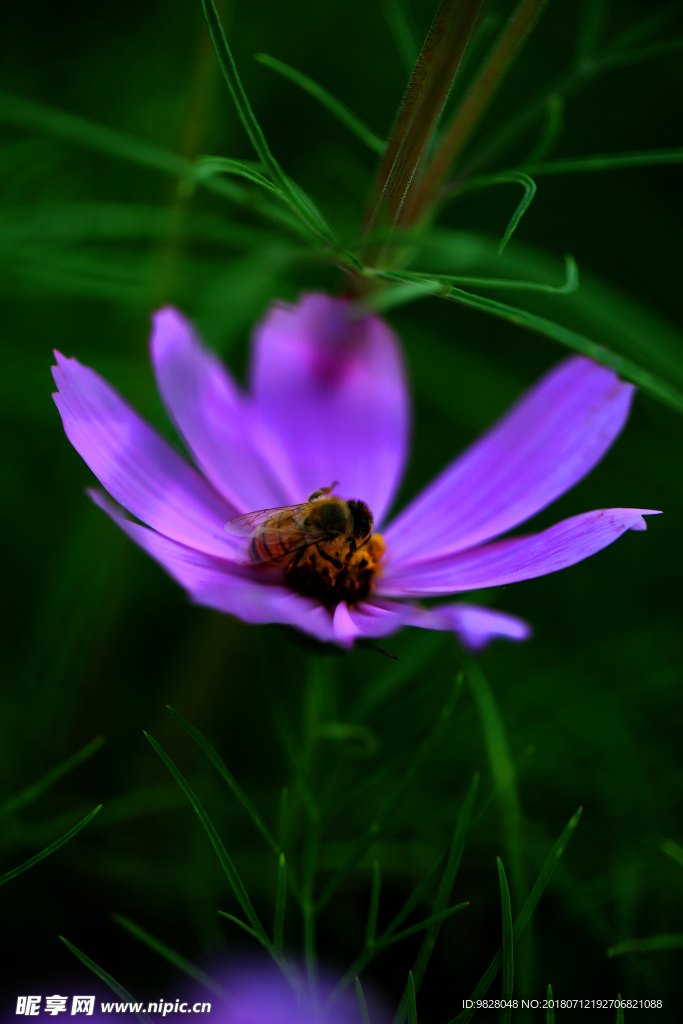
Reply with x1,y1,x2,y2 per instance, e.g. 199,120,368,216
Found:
356,534,371,550
317,545,343,571
285,545,308,574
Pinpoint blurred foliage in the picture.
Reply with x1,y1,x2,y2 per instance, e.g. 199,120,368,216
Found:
1,0,682,1021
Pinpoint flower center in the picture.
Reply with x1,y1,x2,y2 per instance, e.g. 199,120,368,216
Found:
284,532,387,606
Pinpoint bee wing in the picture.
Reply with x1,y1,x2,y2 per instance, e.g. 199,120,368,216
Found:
246,523,331,565
224,503,310,537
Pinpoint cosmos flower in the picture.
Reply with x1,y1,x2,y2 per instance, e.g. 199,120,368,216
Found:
52,293,659,651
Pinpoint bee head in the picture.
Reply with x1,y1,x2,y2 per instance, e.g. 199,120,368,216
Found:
347,500,373,540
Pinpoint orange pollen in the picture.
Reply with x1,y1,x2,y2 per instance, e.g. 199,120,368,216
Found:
283,533,387,607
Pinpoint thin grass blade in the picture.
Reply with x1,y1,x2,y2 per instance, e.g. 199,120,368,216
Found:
380,0,421,74
375,253,577,297
498,858,514,1024
383,903,469,948
546,983,555,1024
365,861,382,947
455,172,537,252
255,54,385,154
449,807,582,1023
607,934,683,956
616,994,624,1024
199,0,336,242
59,937,151,1023
521,147,683,176
372,268,683,414
317,676,461,912
217,911,260,941
144,732,270,947
0,737,105,818
406,972,418,1024
111,914,225,997
0,805,101,886
355,977,372,1024
190,156,286,196
274,853,287,954
166,706,280,858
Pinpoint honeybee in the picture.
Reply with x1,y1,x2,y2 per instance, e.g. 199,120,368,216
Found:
225,483,374,573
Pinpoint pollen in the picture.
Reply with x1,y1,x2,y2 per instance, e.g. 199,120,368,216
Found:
284,533,387,606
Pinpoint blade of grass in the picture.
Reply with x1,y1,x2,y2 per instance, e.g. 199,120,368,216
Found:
0,805,101,886
616,994,624,1024
374,253,578,295
0,91,308,238
217,911,260,941
144,731,270,948
356,976,372,1024
166,706,281,858
0,737,105,819
449,807,583,1024
385,903,469,948
190,155,287,196
200,0,337,243
575,0,605,66
366,861,382,948
406,972,418,1024
661,839,683,871
380,0,421,74
546,983,555,1024
498,858,514,1024
255,54,385,154
365,0,484,231
59,937,151,1023
372,268,683,415
454,172,537,252
520,147,683,176
409,0,548,220
111,914,225,997
274,853,287,955
607,934,683,955
316,675,462,912
525,93,564,164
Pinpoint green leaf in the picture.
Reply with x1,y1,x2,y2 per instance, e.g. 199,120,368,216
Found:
384,903,469,948
355,976,372,1024
0,736,104,819
498,859,514,1024
450,807,583,1023
372,268,683,414
199,0,337,243
255,54,385,154
520,147,683,176
111,915,225,997
144,731,270,947
524,92,564,163
59,937,151,1023
546,983,555,1024
166,706,281,858
456,171,537,253
274,853,287,955
606,934,683,956
0,805,101,886
217,911,260,941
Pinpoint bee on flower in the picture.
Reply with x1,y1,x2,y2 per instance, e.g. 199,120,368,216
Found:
52,293,659,651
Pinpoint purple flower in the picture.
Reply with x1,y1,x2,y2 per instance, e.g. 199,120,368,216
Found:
52,293,659,651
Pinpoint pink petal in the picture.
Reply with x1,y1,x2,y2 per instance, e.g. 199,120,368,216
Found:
344,598,530,650
150,308,301,512
250,293,409,524
378,508,661,596
53,353,235,559
385,356,634,565
89,490,336,642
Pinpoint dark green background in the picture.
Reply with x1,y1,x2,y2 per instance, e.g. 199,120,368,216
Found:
1,0,681,1020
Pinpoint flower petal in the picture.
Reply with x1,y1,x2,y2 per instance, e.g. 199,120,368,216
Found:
344,597,530,650
378,508,661,595
53,353,235,558
385,356,635,564
89,490,336,642
250,293,409,524
150,307,301,511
